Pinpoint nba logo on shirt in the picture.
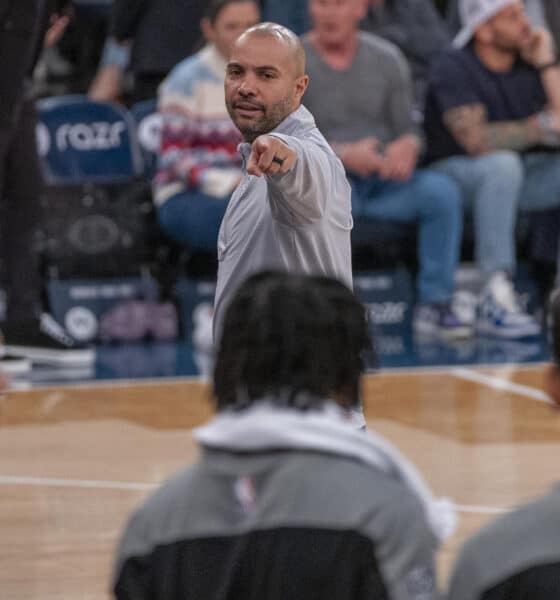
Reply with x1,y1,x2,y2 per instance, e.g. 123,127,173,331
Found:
234,476,257,514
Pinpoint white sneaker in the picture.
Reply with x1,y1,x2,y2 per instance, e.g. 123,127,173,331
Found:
477,273,540,338
192,303,214,353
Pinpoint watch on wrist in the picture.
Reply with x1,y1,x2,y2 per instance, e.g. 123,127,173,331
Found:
536,111,560,146
101,38,131,69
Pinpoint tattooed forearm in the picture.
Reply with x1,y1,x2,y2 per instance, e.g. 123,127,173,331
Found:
443,104,487,154
443,104,541,155
482,120,541,152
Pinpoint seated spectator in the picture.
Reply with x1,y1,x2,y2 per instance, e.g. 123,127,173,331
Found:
260,0,311,35
449,0,560,50
153,0,260,252
113,271,453,600
447,287,560,600
302,0,470,338
424,0,560,338
360,0,451,106
89,0,206,104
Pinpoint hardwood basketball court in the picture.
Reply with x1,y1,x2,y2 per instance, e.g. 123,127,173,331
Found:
1,363,558,599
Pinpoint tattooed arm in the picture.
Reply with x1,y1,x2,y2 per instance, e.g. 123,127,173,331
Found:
442,103,543,155
444,27,560,156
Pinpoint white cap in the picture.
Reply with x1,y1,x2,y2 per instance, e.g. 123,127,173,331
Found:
453,0,521,48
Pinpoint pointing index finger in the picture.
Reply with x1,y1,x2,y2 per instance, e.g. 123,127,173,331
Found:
247,146,262,176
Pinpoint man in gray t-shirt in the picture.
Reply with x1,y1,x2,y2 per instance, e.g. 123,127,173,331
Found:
302,0,469,340
213,22,353,341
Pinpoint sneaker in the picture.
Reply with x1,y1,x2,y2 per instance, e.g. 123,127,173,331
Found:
2,313,96,367
0,354,32,376
413,303,473,339
477,273,540,338
192,303,214,353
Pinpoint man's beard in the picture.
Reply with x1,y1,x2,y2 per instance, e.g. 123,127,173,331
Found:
228,94,294,142
492,33,525,54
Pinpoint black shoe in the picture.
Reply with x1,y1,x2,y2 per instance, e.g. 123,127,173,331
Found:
2,314,96,367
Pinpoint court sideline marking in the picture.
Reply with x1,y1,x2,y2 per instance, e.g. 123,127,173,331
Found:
0,475,156,491
451,367,553,405
0,474,510,515
3,362,548,394
1,365,547,519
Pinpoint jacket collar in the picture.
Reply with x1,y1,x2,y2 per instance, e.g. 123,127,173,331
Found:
194,398,456,542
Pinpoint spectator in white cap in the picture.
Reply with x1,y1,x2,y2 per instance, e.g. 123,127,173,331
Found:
423,0,560,339
448,0,560,52
453,0,529,47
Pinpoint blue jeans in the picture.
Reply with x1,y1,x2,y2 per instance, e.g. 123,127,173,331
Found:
157,191,230,252
431,151,560,278
350,169,462,304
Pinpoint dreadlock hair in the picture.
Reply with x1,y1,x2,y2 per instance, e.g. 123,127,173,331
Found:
549,287,560,368
205,0,260,24
213,271,374,412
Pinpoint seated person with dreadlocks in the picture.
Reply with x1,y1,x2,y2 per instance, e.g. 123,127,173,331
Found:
113,271,454,600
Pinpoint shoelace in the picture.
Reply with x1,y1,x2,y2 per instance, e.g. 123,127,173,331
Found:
489,275,521,314
40,314,75,347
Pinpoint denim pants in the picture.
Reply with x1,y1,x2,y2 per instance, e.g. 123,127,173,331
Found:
157,190,230,252
350,169,462,305
431,151,560,279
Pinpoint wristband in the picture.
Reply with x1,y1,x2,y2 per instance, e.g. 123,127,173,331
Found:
536,111,560,146
100,37,131,68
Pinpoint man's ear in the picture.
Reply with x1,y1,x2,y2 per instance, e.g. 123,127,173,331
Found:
475,22,494,45
295,74,309,101
355,0,369,21
544,363,560,408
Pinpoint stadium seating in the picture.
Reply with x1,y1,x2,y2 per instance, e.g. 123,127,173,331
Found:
35,95,156,279
34,94,558,305
37,94,144,183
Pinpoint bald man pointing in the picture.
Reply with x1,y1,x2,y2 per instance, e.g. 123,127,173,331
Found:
213,23,353,339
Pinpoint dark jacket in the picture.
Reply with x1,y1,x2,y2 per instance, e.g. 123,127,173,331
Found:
111,0,205,75
0,0,45,125
361,0,450,102
114,402,443,600
260,0,311,35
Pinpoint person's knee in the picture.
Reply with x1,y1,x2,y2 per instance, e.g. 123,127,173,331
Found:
157,198,186,243
158,194,223,251
156,202,174,235
476,151,524,184
415,171,462,217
